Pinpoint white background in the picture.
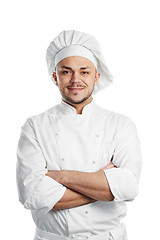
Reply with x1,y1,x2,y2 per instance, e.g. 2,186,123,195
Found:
0,0,160,239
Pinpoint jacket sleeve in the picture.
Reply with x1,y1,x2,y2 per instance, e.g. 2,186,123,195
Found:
16,118,66,215
103,117,142,202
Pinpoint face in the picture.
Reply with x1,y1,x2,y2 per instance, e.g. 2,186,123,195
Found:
53,56,100,105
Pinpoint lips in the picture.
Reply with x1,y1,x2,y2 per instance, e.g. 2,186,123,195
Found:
67,87,85,92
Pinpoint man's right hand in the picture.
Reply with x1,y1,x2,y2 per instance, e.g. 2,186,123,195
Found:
101,158,117,170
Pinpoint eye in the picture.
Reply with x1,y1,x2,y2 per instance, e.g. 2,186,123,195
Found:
82,71,89,75
62,71,70,74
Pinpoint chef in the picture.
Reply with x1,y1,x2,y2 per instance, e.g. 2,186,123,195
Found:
16,30,142,240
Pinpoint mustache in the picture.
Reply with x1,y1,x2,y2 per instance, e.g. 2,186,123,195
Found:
67,84,86,88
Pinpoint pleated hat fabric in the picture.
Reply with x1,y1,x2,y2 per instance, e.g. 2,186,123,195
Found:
46,30,113,95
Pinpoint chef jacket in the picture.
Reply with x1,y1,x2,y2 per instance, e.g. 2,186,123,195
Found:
16,99,142,240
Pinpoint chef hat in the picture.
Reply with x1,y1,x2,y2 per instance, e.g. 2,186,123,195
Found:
46,30,113,95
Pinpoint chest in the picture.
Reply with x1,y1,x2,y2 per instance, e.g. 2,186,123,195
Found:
39,115,116,172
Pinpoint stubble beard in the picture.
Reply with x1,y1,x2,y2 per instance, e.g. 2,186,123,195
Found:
61,84,95,105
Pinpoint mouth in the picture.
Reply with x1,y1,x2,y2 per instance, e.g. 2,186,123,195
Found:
67,87,85,93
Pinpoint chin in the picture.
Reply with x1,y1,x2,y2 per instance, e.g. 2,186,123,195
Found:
64,95,88,105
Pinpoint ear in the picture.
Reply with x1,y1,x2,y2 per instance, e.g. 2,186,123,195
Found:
52,72,59,86
94,72,100,86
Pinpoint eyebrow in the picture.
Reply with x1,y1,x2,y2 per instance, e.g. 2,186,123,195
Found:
61,66,91,70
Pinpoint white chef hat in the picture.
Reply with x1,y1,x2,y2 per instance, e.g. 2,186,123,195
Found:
46,30,113,95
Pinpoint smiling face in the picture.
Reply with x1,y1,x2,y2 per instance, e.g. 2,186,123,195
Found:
53,56,100,106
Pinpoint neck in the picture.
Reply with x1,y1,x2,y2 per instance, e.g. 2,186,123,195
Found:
62,96,93,114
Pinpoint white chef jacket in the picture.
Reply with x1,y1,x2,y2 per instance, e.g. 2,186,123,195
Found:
16,99,142,240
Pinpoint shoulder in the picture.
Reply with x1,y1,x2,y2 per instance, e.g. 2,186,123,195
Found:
95,104,138,134
96,104,134,123
21,104,59,131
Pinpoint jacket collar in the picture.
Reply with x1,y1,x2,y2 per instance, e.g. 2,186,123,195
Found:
59,99,96,115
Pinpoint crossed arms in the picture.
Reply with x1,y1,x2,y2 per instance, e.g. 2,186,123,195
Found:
46,161,116,211
17,118,141,215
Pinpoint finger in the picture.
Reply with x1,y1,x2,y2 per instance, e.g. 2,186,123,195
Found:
101,161,117,170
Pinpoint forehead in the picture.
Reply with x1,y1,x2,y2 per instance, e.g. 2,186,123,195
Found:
57,56,95,69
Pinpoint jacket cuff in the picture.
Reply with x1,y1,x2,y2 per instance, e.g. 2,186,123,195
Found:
103,167,139,201
24,176,66,215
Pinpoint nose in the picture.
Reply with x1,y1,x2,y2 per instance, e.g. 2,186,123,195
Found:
70,72,81,84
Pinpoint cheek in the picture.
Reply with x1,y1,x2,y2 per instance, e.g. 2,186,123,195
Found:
86,77,96,87
59,81,68,92
57,76,67,87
